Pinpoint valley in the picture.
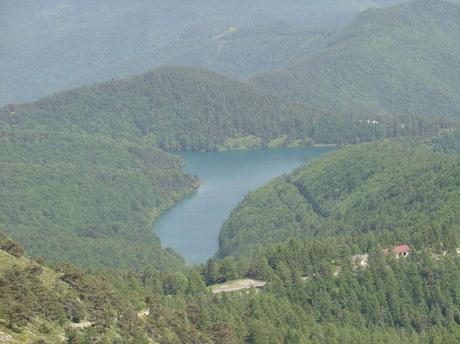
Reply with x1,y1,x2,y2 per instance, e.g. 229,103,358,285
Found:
0,0,460,343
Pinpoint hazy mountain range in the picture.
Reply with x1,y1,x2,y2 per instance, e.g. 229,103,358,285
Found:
0,0,421,105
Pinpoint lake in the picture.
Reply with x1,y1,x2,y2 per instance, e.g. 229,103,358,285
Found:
153,146,333,264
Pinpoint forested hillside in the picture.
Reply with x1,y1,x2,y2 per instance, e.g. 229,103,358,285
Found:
0,131,198,270
2,224,459,343
1,66,450,151
0,0,402,105
218,142,460,257
251,0,460,119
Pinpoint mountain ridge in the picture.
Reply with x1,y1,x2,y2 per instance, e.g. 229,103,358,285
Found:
250,0,460,118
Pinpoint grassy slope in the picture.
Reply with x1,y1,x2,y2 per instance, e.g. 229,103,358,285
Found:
251,0,460,118
218,141,460,257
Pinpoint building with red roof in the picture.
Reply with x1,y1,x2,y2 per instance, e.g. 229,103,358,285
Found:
383,244,410,258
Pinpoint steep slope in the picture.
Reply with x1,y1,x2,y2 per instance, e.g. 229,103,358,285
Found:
218,141,460,257
0,131,197,270
0,233,159,343
251,0,460,119
0,0,412,105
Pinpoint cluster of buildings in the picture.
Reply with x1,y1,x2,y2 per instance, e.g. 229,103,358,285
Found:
211,244,460,294
352,244,411,268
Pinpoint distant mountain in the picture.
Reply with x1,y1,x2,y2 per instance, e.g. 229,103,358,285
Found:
0,130,197,270
0,0,409,105
170,22,332,79
218,141,460,257
251,0,460,119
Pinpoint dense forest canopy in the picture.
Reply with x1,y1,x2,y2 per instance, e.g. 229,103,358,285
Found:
251,0,460,119
0,131,198,270
218,142,460,257
1,66,453,152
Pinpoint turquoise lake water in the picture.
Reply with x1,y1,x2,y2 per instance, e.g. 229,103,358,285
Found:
153,146,332,264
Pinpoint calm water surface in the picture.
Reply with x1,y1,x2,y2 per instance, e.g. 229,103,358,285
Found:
154,147,332,264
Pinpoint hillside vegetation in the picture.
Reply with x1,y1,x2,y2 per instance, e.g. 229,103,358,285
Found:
251,0,460,119
1,66,450,152
218,142,460,257
2,221,459,343
0,233,148,343
0,131,198,270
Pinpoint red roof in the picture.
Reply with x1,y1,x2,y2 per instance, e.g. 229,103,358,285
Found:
383,245,410,256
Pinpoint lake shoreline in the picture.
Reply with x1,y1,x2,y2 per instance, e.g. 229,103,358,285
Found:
153,146,334,264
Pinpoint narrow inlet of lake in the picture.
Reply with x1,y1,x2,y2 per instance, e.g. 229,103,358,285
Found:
153,146,332,264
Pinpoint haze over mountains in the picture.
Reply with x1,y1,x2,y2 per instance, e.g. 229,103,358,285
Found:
252,0,460,118
1,0,459,123
0,0,428,105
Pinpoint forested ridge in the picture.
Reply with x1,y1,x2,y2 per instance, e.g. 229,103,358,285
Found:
251,0,460,119
1,66,452,152
218,142,460,257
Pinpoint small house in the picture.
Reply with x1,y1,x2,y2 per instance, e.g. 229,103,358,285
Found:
383,244,410,258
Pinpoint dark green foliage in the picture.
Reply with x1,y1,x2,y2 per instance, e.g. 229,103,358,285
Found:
106,229,460,343
1,66,450,152
218,142,460,257
0,131,197,270
251,0,460,119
